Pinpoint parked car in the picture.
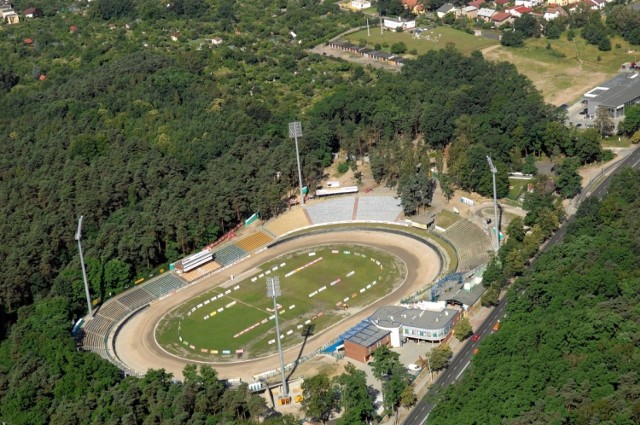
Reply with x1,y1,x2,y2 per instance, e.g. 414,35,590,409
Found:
407,364,421,372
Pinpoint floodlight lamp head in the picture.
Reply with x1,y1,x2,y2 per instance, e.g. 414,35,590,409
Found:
75,215,84,241
266,276,281,298
486,156,497,174
288,121,302,139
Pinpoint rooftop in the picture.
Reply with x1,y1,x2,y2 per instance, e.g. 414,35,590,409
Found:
370,305,459,330
344,321,391,347
584,72,640,108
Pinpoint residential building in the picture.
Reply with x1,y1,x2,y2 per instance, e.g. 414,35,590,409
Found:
350,0,371,10
462,5,478,17
543,6,568,20
491,11,513,25
436,2,459,18
23,7,42,18
515,0,542,7
507,5,532,16
477,7,496,21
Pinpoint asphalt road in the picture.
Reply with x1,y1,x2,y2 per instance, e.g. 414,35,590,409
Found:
403,144,640,425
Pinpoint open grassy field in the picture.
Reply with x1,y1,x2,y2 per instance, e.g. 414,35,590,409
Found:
345,27,497,56
507,178,529,202
435,209,461,229
482,30,639,106
156,244,403,360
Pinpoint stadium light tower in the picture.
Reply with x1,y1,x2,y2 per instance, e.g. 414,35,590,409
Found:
288,121,305,206
75,216,93,316
486,156,500,252
266,276,289,402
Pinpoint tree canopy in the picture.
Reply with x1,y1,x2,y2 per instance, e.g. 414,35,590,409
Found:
430,169,640,424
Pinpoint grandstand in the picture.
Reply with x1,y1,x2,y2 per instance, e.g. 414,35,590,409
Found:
213,244,248,266
97,300,130,321
355,196,403,222
306,197,356,224
118,287,156,310
144,273,188,298
439,219,491,271
236,230,273,252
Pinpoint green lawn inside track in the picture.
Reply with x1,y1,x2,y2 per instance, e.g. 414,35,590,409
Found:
156,244,403,361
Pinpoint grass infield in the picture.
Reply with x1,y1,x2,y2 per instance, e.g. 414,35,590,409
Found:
156,244,404,361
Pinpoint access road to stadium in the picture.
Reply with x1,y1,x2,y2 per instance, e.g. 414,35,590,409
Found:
115,230,442,381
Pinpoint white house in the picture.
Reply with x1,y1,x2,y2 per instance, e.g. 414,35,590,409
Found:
436,3,459,18
477,8,495,21
383,17,416,30
514,0,541,7
543,6,568,21
350,0,371,10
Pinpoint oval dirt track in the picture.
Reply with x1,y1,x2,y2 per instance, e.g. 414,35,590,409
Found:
114,230,442,380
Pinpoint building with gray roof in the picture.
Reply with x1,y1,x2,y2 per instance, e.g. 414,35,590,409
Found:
582,72,640,118
370,305,460,343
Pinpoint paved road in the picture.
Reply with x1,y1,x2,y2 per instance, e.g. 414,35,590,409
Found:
403,144,640,425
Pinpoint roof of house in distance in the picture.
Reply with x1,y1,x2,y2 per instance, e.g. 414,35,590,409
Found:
583,72,640,108
370,305,458,330
344,321,391,347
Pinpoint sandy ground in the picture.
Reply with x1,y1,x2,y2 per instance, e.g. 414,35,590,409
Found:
115,230,442,381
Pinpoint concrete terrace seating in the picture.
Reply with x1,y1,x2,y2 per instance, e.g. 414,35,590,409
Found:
213,244,248,266
144,273,187,298
97,300,130,321
83,314,115,337
81,330,109,358
236,230,273,252
117,287,156,310
306,197,356,225
181,260,222,282
442,219,492,271
264,208,311,237
355,196,403,221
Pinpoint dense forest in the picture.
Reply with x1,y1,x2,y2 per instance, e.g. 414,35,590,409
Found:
0,0,586,322
429,169,640,424
0,0,613,422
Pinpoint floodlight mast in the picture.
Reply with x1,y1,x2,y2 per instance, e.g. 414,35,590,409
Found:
486,156,500,252
288,121,305,206
75,216,93,317
266,277,288,400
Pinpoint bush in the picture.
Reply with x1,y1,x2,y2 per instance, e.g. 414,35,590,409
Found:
390,42,407,54
501,30,524,47
598,37,611,51
337,162,349,174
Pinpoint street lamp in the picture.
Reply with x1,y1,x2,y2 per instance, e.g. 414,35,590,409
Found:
75,216,93,316
266,277,289,402
288,121,305,206
486,156,500,252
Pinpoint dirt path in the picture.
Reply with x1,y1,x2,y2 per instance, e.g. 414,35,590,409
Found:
114,230,441,380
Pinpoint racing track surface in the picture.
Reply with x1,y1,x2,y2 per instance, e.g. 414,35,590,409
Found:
114,230,442,381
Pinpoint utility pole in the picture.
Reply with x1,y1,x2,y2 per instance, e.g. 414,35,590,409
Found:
288,121,305,206
266,277,289,404
486,156,500,252
75,216,93,316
